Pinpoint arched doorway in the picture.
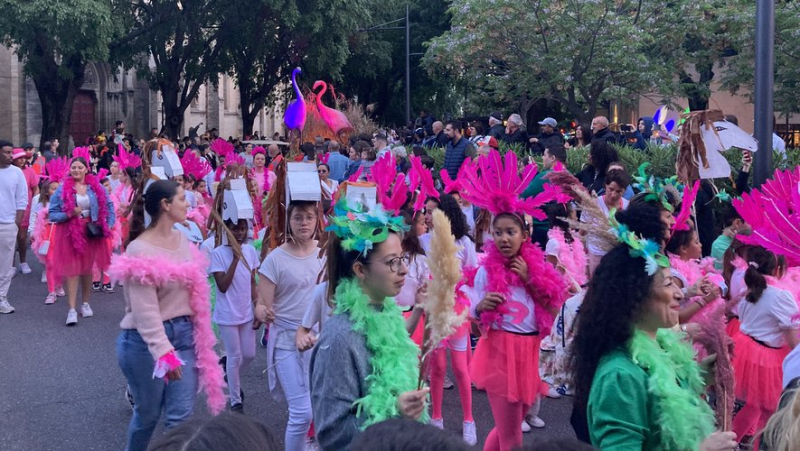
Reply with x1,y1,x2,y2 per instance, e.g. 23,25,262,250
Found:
70,91,96,146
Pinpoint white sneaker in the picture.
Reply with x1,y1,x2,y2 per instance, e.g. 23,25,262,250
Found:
463,421,477,446
56,286,65,297
66,309,78,326
547,387,562,399
19,262,32,274
81,303,93,318
525,414,545,428
45,293,57,305
443,375,455,389
0,300,15,314
521,420,531,433
430,418,444,430
41,270,47,283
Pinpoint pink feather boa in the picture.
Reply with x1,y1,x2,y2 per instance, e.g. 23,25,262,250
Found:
31,202,50,262
668,254,725,323
60,174,112,254
547,228,587,287
107,246,226,415
475,240,568,336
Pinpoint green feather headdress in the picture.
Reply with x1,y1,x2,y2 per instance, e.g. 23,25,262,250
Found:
326,197,408,256
609,212,670,276
633,163,683,212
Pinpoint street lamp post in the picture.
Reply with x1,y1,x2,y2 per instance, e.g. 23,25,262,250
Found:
753,0,775,187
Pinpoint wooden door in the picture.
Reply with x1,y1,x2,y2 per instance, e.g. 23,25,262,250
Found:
70,92,96,146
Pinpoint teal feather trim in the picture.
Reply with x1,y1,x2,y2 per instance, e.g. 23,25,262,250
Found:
333,278,426,427
628,329,715,450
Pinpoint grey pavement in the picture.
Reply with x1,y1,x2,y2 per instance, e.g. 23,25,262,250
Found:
0,256,575,450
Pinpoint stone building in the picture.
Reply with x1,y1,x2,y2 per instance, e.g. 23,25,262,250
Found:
0,46,284,148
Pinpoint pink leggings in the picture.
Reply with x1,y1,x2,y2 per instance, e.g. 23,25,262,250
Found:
45,260,57,293
484,393,530,451
732,403,772,448
430,348,473,422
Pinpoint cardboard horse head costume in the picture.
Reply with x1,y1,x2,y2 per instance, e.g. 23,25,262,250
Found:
677,110,758,183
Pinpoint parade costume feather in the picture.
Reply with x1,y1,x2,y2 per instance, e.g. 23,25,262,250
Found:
547,228,588,288
564,188,618,254
113,145,142,171
371,153,409,214
673,180,700,232
691,305,735,431
333,278,425,427
408,155,439,212
628,329,716,450
43,157,69,184
108,247,226,415
181,151,212,181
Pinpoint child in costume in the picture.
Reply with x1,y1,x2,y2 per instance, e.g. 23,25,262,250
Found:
458,150,569,451
582,169,631,277
666,226,725,324
396,208,429,346
731,246,799,443
109,179,225,451
255,200,325,451
310,194,428,450
30,158,69,304
210,218,259,412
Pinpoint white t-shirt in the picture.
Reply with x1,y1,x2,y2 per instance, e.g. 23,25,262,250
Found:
396,254,430,307
302,282,332,330
210,244,260,326
0,165,28,224
738,286,800,348
463,266,537,334
259,245,325,329
174,221,204,245
28,197,43,235
545,238,560,257
200,235,217,273
783,345,800,388
420,234,477,269
582,195,628,256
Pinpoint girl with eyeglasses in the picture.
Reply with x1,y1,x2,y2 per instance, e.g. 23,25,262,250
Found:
255,200,324,451
310,199,428,450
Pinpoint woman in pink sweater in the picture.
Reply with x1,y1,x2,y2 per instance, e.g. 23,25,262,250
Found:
109,179,225,451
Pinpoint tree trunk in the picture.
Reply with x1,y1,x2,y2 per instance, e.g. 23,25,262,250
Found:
680,62,715,111
161,86,185,141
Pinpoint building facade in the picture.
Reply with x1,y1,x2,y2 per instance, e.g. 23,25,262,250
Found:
0,46,284,148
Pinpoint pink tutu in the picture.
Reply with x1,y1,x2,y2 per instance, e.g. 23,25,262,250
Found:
732,332,789,411
726,317,741,341
50,219,112,283
471,329,547,404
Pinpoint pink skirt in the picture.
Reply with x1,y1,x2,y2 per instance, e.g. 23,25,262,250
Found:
732,332,789,411
50,219,112,283
726,317,741,341
471,329,547,404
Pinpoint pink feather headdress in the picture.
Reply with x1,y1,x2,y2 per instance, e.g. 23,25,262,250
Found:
370,152,409,214
180,150,212,181
209,138,234,156
733,166,800,265
672,180,700,232
71,146,92,163
408,155,439,212
113,144,142,171
440,159,472,195
43,157,70,184
97,168,109,180
252,146,266,157
459,150,570,220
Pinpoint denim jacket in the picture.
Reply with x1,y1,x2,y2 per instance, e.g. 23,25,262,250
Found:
49,184,116,228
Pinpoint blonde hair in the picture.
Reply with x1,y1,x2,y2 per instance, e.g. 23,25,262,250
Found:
760,388,800,451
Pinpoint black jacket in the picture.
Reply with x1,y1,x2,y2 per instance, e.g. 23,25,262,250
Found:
591,127,617,144
529,131,565,155
504,128,528,146
488,124,506,140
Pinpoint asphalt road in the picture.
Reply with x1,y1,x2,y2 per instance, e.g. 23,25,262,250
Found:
0,256,575,450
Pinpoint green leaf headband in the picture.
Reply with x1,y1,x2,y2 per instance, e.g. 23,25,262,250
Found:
633,163,682,213
326,197,408,256
609,212,670,276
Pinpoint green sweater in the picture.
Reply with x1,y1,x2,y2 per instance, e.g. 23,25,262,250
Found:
588,349,661,450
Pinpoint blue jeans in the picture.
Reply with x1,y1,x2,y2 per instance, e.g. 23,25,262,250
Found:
116,317,198,451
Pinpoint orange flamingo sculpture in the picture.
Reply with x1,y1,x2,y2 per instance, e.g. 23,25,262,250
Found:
313,80,353,135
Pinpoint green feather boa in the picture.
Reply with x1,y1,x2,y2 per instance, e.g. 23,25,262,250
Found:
333,278,427,428
628,329,715,450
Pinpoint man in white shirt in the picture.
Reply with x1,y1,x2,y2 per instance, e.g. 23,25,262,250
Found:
0,141,29,313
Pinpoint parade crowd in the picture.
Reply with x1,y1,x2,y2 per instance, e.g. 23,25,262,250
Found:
1,110,799,451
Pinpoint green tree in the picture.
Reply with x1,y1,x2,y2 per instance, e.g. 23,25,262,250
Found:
425,0,678,123
0,0,120,151
722,1,800,117
219,0,370,137
120,0,228,140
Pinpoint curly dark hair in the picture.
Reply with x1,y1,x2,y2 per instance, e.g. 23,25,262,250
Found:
665,228,694,255
589,140,618,176
543,203,573,243
437,193,469,240
615,199,669,246
570,244,657,418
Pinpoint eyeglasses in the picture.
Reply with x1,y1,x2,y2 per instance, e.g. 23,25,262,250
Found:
374,255,411,273
318,169,327,174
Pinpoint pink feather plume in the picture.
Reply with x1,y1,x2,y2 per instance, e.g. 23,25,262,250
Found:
371,152,409,214
408,155,439,212
673,180,700,231
180,151,212,181
43,157,69,184
113,145,142,171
